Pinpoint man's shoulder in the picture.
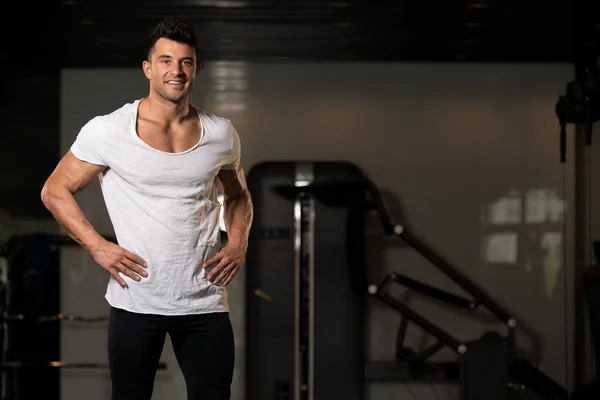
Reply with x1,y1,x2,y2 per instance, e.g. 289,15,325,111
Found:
97,99,139,124
79,101,137,136
195,108,236,139
196,108,231,128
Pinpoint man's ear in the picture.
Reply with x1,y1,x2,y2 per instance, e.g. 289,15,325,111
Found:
142,60,152,80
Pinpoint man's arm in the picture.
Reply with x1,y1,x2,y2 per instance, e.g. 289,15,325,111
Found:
219,163,253,246
41,151,148,287
41,151,106,251
203,162,253,285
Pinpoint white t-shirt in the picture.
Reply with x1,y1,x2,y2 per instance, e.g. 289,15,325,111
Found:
70,99,240,315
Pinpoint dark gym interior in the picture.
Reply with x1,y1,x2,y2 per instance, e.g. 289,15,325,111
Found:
2,0,600,399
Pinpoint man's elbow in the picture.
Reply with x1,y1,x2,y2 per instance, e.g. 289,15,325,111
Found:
40,179,66,210
40,181,54,209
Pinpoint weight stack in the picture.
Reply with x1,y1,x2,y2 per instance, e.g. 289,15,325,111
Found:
245,161,367,400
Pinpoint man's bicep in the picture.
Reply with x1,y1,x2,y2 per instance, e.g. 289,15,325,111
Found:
46,151,106,194
217,163,249,200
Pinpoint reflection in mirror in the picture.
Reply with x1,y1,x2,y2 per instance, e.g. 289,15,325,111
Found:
482,189,566,297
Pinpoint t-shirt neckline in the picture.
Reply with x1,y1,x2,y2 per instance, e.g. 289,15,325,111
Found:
130,98,204,156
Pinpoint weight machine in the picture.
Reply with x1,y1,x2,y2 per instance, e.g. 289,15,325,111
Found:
245,160,567,400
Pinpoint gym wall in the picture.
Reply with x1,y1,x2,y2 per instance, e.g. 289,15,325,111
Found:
0,208,12,244
60,62,575,400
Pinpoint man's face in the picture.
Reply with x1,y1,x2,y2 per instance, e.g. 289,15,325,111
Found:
143,38,200,103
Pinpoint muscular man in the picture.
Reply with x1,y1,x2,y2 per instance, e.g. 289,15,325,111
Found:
41,16,253,400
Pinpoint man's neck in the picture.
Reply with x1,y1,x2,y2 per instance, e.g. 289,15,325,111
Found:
143,95,190,124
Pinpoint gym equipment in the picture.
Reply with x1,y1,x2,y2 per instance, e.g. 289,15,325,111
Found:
508,260,600,400
583,260,600,380
245,161,366,400
245,160,562,400
1,233,60,400
0,233,167,400
567,261,600,399
363,178,521,400
555,60,600,163
554,60,600,397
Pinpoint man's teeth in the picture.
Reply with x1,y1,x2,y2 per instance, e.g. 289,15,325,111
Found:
168,81,184,84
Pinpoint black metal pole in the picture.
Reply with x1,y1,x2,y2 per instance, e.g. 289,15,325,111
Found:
391,273,478,309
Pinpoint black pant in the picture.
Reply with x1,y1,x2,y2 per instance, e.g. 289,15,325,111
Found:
107,307,234,400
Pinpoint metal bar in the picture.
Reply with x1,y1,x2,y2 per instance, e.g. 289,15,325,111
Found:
391,272,478,309
307,195,315,400
2,313,109,323
0,362,167,369
508,358,568,400
373,291,465,354
294,162,314,400
293,197,302,400
574,108,587,389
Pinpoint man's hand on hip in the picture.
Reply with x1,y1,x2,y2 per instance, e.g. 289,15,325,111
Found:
203,240,247,286
90,239,148,288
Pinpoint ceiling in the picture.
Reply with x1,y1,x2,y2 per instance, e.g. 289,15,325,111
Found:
14,0,600,66
1,0,599,222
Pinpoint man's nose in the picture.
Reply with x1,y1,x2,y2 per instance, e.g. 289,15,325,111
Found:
171,63,184,74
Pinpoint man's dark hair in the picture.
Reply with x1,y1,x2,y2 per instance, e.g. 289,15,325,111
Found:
147,16,198,60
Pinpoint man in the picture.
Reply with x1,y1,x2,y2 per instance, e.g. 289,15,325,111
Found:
41,16,253,400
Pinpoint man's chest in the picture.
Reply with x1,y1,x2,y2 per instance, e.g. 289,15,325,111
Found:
136,120,201,154
104,142,227,194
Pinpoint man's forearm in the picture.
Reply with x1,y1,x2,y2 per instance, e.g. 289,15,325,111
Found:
41,185,104,254
223,190,253,245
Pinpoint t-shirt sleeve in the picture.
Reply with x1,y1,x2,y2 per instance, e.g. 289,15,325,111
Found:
221,121,241,170
70,117,107,166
